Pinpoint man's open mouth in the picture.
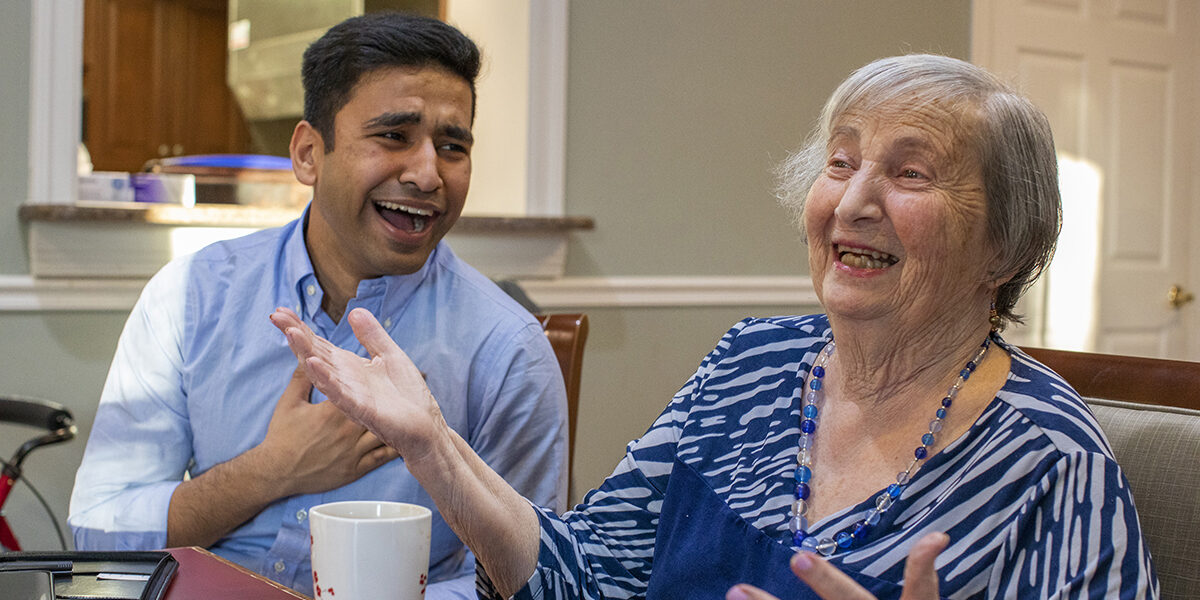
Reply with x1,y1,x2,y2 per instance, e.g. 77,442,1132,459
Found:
374,200,435,234
836,244,899,269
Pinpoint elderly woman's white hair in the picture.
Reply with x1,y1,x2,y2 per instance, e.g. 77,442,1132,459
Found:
776,54,1062,328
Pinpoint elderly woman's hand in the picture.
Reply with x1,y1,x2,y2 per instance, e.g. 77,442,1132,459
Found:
269,306,446,461
726,532,948,600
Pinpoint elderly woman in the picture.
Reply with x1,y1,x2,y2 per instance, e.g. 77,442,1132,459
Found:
270,54,1156,599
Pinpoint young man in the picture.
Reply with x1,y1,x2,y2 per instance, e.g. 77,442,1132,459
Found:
68,13,567,599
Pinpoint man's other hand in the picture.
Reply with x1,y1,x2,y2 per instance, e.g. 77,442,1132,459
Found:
252,366,400,498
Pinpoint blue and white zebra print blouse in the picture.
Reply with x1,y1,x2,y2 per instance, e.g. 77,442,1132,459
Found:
483,314,1157,599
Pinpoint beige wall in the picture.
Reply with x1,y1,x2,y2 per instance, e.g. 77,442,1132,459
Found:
0,0,970,548
559,1,971,498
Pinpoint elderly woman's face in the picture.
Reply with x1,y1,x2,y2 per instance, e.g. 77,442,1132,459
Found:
805,99,994,327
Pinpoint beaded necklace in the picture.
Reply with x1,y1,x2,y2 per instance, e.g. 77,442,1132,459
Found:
789,336,992,556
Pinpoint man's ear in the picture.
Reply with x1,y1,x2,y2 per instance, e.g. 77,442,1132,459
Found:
290,120,324,186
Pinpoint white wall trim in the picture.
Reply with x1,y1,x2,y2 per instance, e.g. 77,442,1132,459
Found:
521,276,820,309
0,275,817,312
524,0,568,216
28,0,82,206
0,275,145,312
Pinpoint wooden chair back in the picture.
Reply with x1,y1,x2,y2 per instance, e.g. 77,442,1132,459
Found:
536,314,589,491
1023,347,1200,411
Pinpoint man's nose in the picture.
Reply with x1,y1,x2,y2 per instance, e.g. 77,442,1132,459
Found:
833,169,884,224
398,139,442,193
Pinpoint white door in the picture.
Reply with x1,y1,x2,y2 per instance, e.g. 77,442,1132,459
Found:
973,0,1200,360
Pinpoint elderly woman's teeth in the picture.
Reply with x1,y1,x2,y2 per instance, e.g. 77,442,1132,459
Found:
837,245,896,269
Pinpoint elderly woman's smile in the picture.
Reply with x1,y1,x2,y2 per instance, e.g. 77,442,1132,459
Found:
835,244,899,270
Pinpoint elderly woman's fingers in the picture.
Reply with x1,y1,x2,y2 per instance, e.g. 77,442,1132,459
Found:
898,532,948,600
347,307,398,359
725,583,781,600
788,552,875,600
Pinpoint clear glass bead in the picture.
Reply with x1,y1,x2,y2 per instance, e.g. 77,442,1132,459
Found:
816,538,837,556
875,493,893,511
865,509,881,525
798,435,813,450
792,498,808,517
896,471,910,485
788,514,807,534
929,419,943,433
801,536,818,550
797,448,812,466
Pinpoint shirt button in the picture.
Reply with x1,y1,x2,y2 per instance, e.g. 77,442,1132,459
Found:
306,284,316,296
296,508,307,523
383,318,392,328
273,560,286,573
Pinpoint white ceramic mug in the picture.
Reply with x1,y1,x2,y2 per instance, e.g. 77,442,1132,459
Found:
309,500,433,600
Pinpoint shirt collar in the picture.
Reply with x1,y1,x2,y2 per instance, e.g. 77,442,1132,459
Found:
280,205,440,323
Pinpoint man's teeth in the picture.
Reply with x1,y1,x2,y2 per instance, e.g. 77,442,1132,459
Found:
375,200,433,216
375,200,432,233
836,244,897,269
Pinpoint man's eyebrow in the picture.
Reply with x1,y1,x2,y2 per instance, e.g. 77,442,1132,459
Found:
440,124,473,145
363,111,473,144
364,111,421,129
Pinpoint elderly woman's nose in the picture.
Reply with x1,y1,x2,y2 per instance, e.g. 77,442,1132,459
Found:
832,171,885,222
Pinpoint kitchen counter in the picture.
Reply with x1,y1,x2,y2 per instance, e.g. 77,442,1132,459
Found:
19,202,593,279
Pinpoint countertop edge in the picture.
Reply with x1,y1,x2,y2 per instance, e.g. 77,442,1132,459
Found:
19,202,595,231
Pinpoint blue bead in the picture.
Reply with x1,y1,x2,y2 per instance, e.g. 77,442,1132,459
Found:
960,368,971,379
809,379,823,391
852,520,871,538
793,530,809,546
801,419,816,434
936,407,947,419
914,446,928,460
887,483,902,498
795,483,810,499
803,404,819,419
942,397,953,408
922,433,935,446
795,465,812,483
966,361,977,372
836,531,853,548
812,365,825,378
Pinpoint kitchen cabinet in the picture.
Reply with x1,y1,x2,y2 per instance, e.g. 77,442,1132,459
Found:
84,0,252,173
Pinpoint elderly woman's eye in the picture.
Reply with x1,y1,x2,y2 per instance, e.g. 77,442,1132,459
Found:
901,168,926,179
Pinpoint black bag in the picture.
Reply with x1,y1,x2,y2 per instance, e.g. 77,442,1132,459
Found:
0,550,177,600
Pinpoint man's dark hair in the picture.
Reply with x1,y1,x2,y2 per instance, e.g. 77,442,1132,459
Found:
301,12,481,150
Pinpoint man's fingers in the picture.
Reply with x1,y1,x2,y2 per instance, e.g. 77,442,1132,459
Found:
359,443,400,473
899,532,948,600
790,552,874,600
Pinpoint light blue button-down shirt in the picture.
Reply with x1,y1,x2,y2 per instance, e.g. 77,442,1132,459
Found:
69,215,568,598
